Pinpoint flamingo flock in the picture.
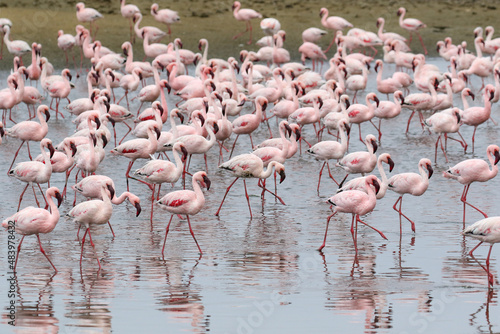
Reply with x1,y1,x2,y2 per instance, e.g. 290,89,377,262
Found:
0,2,499,290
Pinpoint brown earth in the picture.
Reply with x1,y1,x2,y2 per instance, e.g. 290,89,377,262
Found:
0,0,499,69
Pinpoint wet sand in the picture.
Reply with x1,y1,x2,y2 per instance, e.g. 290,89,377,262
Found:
1,1,500,68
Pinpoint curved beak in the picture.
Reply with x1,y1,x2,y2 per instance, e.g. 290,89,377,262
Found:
44,108,51,122
494,149,500,165
55,191,63,207
106,184,115,199
154,126,161,139
279,169,286,183
426,163,434,179
294,127,301,140
213,122,219,134
372,178,381,194
181,145,188,161
47,142,55,159
70,142,78,157
135,202,142,217
203,174,211,190
284,123,292,137
371,139,378,154
387,157,395,172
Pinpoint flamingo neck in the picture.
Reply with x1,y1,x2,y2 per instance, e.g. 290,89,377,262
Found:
46,192,60,223
191,176,205,205
172,146,184,175
260,161,278,179
111,192,131,205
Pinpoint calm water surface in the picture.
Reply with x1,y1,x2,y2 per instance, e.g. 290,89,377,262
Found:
0,48,499,334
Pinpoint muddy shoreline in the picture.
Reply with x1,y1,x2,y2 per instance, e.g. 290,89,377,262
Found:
0,1,500,68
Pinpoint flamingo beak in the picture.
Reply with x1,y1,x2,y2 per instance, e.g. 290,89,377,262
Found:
181,145,188,161
279,169,286,183
345,99,350,109
0,126,4,137
55,191,63,207
371,139,378,153
426,164,434,179
387,157,395,172
374,62,379,73
317,97,323,109
198,114,205,126
284,123,292,137
373,95,380,107
48,143,55,159
455,111,461,124
91,133,97,146
177,112,184,124
101,134,108,148
94,116,101,129
345,123,351,136
213,122,219,134
44,108,51,122
203,174,211,190
154,127,161,139
107,184,115,199
372,178,381,194
226,87,233,98
294,128,301,140
198,41,203,51
70,142,78,157
221,104,226,117
108,116,116,127
135,202,142,217
469,91,475,100
494,150,500,165
237,99,246,107
262,101,268,111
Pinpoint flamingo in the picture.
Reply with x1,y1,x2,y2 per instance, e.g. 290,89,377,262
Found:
336,134,378,183
374,59,403,97
306,120,350,192
133,12,167,43
231,1,262,45
443,144,500,223
110,124,161,191
403,78,439,134
57,30,76,66
463,217,500,287
388,158,433,233
376,17,406,43
5,105,50,172
134,142,188,222
76,2,103,39
319,175,387,253
120,0,140,42
397,7,427,54
346,92,379,142
2,25,31,63
374,90,405,142
9,138,55,211
157,171,211,256
230,96,267,157
67,182,115,270
47,68,72,119
302,27,327,43
151,3,180,36
0,18,13,60
216,154,286,218
2,187,63,272
337,153,395,200
319,7,353,53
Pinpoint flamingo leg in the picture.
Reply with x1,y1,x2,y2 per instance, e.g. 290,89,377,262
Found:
37,183,48,209
393,196,416,232
119,121,133,144
243,180,252,218
186,215,203,255
319,212,336,251
125,160,136,192
356,215,388,240
326,162,339,185
14,235,25,272
37,234,57,272
107,222,116,237
317,161,326,193
257,179,286,205
86,228,102,270
17,183,30,211
416,32,428,55
215,177,239,216
229,134,239,159
461,184,488,220
469,241,495,286
162,215,174,256
8,140,26,173
80,228,88,267
405,111,415,134
471,126,477,153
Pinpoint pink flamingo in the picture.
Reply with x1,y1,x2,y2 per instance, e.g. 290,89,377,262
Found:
47,68,72,119
157,171,211,256
424,107,467,163
374,90,405,142
302,27,327,43
120,0,140,42
463,217,500,287
25,43,41,83
443,144,500,223
134,142,187,222
216,154,286,218
388,158,433,233
319,7,353,53
402,78,439,134
336,134,378,183
306,120,350,192
230,96,267,157
337,153,395,200
2,187,63,272
121,41,154,78
298,42,327,72
397,7,427,54
151,3,180,37
0,18,13,60
231,1,262,45
118,67,142,109
319,175,387,252
460,37,494,91
76,2,103,39
346,92,380,142
376,17,406,43
110,124,161,191
2,25,30,63
5,105,50,172
0,73,20,125
67,182,114,270
288,97,323,145
374,60,403,97
9,138,55,211
133,12,167,43
142,29,169,59
57,30,76,66
461,84,495,153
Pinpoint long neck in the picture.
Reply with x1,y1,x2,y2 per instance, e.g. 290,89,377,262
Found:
321,11,328,26
40,142,51,166
126,46,133,67
100,186,112,206
378,158,388,184
111,191,130,204
487,149,499,176
38,109,48,129
255,100,263,120
147,128,158,152
134,15,142,35
398,12,405,27
172,146,184,175
169,112,178,137
376,64,383,83
475,40,483,58
279,123,289,157
46,192,60,221
205,125,216,148
191,177,205,206
259,161,278,179
377,20,384,38
339,126,348,152
461,91,470,109
3,28,9,46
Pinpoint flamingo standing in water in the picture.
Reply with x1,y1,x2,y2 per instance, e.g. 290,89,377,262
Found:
9,138,55,211
67,182,115,270
319,7,353,53
388,158,433,233
157,171,211,256
319,175,387,253
2,187,63,272
463,217,500,287
76,2,103,39
231,1,262,45
443,144,500,224
397,7,427,54
230,96,267,157
336,134,378,184
216,153,286,218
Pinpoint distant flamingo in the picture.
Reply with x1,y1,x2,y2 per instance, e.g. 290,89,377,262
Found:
231,1,262,45
120,0,140,42
319,7,353,53
157,171,211,255
302,27,327,43
133,13,167,43
151,3,180,36
47,68,72,119
443,145,500,223
306,120,350,192
397,7,427,54
216,154,286,218
319,175,387,252
67,182,115,270
463,217,500,287
2,25,31,63
2,187,63,272
374,60,403,97
376,17,406,43
388,158,433,233
134,142,187,221
9,138,55,211
76,2,103,39
57,30,76,66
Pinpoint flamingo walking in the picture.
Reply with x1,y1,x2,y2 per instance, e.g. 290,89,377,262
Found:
231,1,262,45
76,2,103,39
157,171,211,255
151,3,180,36
388,158,433,233
319,7,353,53
2,187,63,272
397,7,427,54
443,145,500,223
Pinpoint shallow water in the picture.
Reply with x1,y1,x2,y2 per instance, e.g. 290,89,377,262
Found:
0,54,499,333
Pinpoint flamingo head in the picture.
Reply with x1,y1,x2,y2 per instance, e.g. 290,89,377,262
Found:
201,173,211,190
316,97,323,109
376,18,382,28
106,183,115,200
93,114,102,129
100,133,108,148
69,142,78,157
179,144,189,162
453,109,461,124
151,3,159,15
42,106,50,122
47,141,56,159
386,156,395,172
55,190,63,208
342,121,351,136
0,125,4,138
212,122,219,134
161,80,171,93
284,122,292,137
493,147,500,165
370,94,380,107
153,126,161,139
319,8,326,18
397,7,404,16
134,201,142,217
197,113,205,126
276,164,286,184
176,111,184,124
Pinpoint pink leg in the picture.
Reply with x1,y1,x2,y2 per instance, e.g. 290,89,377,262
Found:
186,215,203,255
119,122,133,144
461,184,488,220
317,162,326,193
14,235,25,272
8,141,26,173
357,216,388,240
17,183,30,211
243,180,252,218
257,179,286,205
326,162,339,185
80,228,88,267
416,32,428,55
86,228,102,270
393,196,416,232
319,212,336,251
215,177,239,216
161,215,174,256
229,134,239,159
107,222,116,237
406,111,415,134
37,234,57,272
469,241,495,286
